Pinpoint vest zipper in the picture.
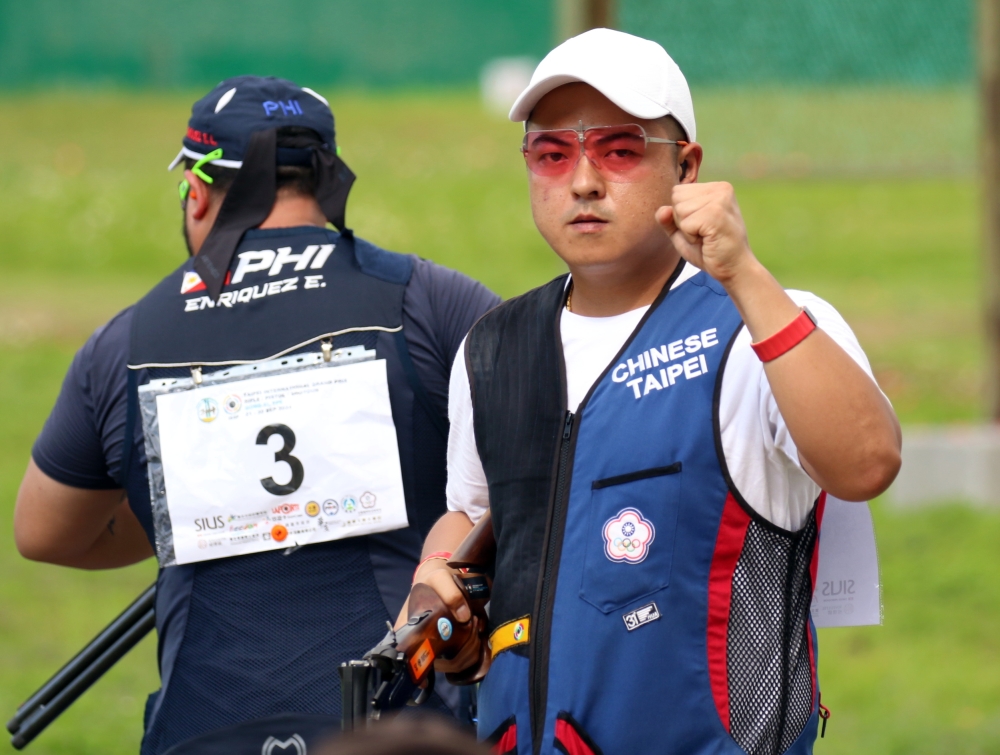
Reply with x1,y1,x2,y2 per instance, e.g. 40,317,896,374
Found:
529,409,575,754
521,263,685,752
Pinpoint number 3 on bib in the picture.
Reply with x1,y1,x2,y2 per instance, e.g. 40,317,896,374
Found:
256,423,305,496
140,352,409,566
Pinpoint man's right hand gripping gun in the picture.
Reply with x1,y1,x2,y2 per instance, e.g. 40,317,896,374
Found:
339,511,495,728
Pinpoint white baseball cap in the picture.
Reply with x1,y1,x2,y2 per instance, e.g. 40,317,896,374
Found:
508,28,696,142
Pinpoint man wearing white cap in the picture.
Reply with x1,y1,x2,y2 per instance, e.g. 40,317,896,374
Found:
403,29,900,754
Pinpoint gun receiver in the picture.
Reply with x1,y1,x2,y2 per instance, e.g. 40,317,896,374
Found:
339,510,496,729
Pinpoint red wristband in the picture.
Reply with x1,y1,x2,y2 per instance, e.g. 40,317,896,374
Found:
413,551,453,582
750,308,818,362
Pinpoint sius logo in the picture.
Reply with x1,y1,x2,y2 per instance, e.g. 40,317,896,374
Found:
262,100,304,117
821,579,856,597
194,515,225,532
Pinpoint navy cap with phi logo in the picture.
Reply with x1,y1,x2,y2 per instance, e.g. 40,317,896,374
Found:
169,75,355,301
167,75,337,170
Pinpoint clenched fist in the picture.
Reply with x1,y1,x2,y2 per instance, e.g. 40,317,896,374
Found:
655,182,755,287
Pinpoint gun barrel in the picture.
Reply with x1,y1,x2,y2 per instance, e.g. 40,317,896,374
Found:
9,606,155,750
448,510,494,569
7,584,156,743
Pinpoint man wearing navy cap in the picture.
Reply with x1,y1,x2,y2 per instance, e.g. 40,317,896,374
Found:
14,76,499,753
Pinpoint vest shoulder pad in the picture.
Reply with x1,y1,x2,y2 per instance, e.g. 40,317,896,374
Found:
352,235,413,286
466,275,568,369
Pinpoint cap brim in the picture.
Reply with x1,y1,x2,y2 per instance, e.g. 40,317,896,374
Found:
167,148,185,172
509,72,672,123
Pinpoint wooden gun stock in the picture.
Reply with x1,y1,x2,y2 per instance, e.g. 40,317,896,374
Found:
396,510,495,686
355,510,496,720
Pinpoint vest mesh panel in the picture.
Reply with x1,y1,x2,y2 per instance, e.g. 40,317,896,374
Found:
727,514,818,755
142,539,387,754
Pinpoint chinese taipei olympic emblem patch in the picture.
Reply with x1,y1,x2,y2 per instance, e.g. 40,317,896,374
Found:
603,508,655,563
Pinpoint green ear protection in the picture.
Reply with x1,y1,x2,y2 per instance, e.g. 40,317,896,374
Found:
178,148,224,204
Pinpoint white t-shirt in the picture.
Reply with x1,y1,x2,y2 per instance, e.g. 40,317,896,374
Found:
446,266,877,532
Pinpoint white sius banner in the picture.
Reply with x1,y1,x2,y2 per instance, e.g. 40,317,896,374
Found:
143,352,408,566
810,497,882,628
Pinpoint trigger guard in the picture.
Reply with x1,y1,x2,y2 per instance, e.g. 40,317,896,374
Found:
407,667,435,706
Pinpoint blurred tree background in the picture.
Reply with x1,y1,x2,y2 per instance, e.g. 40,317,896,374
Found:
0,1,998,753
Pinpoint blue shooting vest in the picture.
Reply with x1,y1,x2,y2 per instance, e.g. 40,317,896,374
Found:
467,265,822,755
122,227,454,754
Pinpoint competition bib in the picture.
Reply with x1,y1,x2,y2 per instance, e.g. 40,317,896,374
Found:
139,348,408,566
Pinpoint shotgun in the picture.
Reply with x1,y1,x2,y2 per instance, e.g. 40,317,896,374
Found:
7,584,157,749
339,510,496,730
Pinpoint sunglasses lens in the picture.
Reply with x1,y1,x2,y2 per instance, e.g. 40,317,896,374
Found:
523,125,652,179
523,130,580,176
585,125,647,173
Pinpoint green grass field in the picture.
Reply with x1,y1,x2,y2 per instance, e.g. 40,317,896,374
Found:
1,89,998,754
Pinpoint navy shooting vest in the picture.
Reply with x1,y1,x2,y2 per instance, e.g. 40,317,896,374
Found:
467,266,824,755
123,226,453,754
